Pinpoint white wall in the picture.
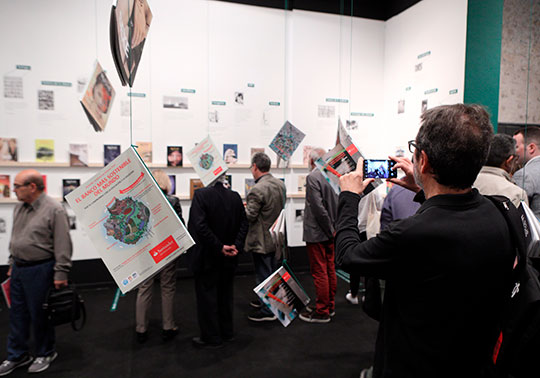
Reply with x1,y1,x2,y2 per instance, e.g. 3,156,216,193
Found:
0,0,469,261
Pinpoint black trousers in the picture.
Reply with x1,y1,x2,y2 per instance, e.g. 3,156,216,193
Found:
194,265,236,344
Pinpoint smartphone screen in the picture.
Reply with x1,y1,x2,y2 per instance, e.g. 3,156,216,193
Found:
363,159,397,179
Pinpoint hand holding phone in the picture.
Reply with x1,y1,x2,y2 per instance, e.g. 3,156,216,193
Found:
362,159,397,179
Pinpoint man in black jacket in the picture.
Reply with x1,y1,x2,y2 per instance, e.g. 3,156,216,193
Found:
336,104,515,378
188,176,248,348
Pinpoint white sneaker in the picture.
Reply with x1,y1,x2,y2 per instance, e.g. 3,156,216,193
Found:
27,352,57,373
346,291,359,305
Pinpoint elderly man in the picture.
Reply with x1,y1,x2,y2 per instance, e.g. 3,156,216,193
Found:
0,169,72,375
513,126,540,217
299,148,338,323
245,152,286,322
336,104,515,377
474,133,528,208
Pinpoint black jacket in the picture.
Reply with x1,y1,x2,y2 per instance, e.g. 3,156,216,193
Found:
335,189,515,378
187,182,248,274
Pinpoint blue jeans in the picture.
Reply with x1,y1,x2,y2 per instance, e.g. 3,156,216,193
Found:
7,260,55,360
252,252,277,315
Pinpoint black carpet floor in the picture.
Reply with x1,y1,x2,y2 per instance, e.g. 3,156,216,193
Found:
0,272,378,378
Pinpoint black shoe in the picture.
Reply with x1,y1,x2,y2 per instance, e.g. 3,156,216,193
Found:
247,310,277,322
249,300,262,309
191,337,223,349
222,335,235,342
136,331,148,344
162,328,179,342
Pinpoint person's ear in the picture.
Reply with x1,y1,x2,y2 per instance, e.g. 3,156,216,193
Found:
418,150,431,174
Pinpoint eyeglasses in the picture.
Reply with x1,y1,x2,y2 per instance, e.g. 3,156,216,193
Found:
13,183,29,190
408,140,418,154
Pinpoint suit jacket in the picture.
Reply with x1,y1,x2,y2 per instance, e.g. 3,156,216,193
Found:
187,182,248,274
303,168,338,243
514,156,540,217
335,189,514,378
244,173,286,254
473,166,528,208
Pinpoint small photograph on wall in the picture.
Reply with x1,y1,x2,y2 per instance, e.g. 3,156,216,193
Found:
136,142,152,163
235,92,244,105
0,217,6,233
80,61,116,132
163,96,188,109
295,209,304,223
245,178,255,198
346,120,358,130
398,100,405,114
223,144,238,164
224,174,232,189
168,175,176,195
35,139,54,162
190,178,204,199
69,144,89,167
3,76,23,99
0,175,10,198
167,146,183,167
415,63,423,72
38,90,54,110
318,105,335,118
303,146,313,166
251,147,264,158
62,179,81,199
208,110,219,123
421,99,428,113
297,175,307,193
0,138,17,162
104,144,121,166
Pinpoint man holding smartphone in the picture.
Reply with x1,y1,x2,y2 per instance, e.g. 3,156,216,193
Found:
335,104,515,377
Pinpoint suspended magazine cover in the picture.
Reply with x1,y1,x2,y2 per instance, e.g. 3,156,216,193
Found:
186,136,228,187
269,121,305,162
270,209,288,261
65,146,194,294
80,61,115,132
254,265,310,327
110,0,153,87
315,119,381,195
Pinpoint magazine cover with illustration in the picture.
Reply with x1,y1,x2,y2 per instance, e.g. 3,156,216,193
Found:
81,61,115,132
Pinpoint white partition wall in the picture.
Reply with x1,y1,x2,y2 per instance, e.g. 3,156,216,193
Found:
0,0,469,261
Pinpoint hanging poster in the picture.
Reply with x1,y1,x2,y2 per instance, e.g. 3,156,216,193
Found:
65,147,194,294
186,136,228,186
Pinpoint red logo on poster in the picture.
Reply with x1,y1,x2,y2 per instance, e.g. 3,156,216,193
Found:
149,235,178,263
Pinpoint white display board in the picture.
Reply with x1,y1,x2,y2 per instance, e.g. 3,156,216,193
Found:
0,0,468,262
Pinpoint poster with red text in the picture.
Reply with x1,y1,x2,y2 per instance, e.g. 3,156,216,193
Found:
65,146,194,293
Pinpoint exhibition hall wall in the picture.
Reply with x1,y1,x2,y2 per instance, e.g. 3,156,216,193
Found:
0,0,467,263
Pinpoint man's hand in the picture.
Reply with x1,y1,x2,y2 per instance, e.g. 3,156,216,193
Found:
54,280,68,290
221,245,238,257
339,158,375,194
387,156,421,193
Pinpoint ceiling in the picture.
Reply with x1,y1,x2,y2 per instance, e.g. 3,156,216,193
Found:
216,0,422,21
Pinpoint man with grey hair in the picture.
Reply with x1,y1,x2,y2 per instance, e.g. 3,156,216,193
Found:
299,148,338,323
513,126,540,217
474,133,528,208
246,152,286,322
0,169,72,375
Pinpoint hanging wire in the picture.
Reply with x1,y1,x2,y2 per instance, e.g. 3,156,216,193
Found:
521,0,534,187
94,0,99,58
348,0,354,120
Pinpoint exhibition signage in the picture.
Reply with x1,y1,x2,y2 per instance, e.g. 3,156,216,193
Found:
269,102,280,106
424,88,438,94
41,81,72,87
211,101,226,106
247,83,255,87
449,89,458,94
65,146,194,294
16,65,31,70
181,88,196,93
351,112,374,117
127,92,146,97
418,50,431,59
325,98,349,103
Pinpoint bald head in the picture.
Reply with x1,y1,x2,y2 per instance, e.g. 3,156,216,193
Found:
309,148,325,169
14,169,44,203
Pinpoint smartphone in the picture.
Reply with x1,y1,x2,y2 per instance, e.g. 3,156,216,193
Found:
363,159,397,179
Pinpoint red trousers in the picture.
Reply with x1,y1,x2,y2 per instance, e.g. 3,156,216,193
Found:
306,241,337,316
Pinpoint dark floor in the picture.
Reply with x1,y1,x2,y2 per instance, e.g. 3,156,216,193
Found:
0,272,378,378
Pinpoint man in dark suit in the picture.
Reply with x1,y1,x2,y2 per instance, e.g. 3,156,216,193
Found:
336,104,515,378
299,147,338,323
188,175,248,348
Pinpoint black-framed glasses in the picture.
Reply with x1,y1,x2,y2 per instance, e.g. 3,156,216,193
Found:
408,140,418,154
13,183,29,190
